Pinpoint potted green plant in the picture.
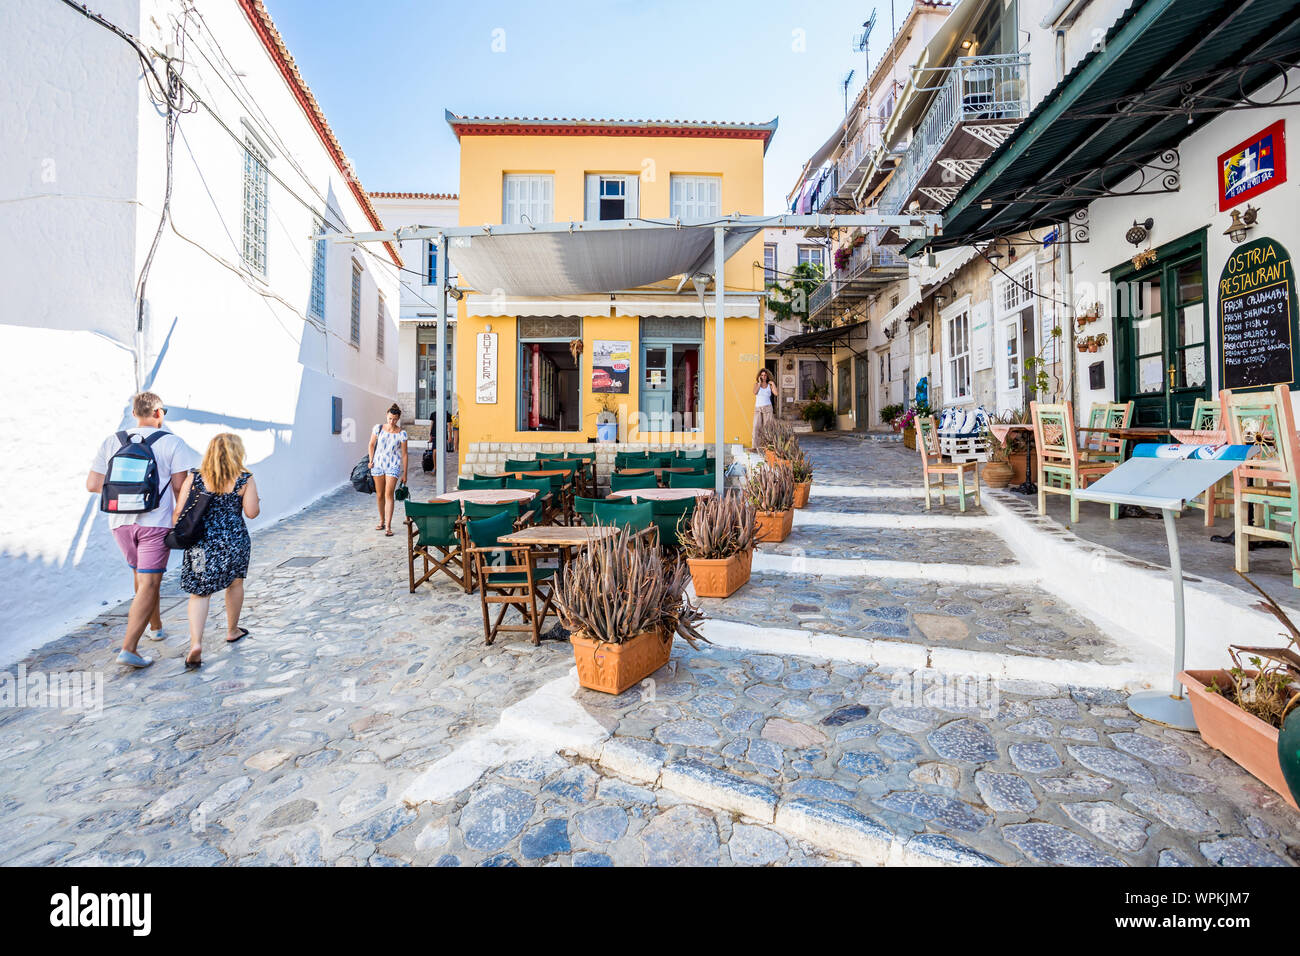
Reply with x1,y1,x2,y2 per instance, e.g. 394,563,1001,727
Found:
553,527,706,695
1178,573,1300,809
801,398,835,431
789,445,814,508
744,461,795,543
680,492,758,598
881,403,905,428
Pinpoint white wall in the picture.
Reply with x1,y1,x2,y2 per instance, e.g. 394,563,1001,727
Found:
1071,75,1300,411
0,0,398,662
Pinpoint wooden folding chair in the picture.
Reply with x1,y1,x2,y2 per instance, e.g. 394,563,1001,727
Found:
465,510,558,645
1221,385,1300,587
1078,401,1133,464
593,500,659,546
917,415,980,512
1032,400,1120,522
405,500,470,593
1184,397,1229,526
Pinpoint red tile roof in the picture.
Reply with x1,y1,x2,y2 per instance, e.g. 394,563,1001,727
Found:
369,192,459,201
237,0,401,267
445,111,779,153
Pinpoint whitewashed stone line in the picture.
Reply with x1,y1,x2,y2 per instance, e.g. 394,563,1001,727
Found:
398,666,995,867
794,510,1000,530
807,486,925,499
696,619,1159,690
979,490,1293,674
749,551,1037,585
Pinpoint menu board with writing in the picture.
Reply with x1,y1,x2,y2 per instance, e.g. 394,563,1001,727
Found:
1219,237,1297,391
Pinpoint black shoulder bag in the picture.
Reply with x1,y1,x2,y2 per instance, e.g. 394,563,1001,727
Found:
165,470,214,550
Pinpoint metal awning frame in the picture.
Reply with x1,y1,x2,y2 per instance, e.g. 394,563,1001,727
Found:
333,214,942,496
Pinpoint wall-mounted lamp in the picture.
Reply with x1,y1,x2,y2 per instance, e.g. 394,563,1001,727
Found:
1223,205,1258,244
961,37,973,49
484,323,493,332
932,282,954,306
983,238,1012,264
1125,218,1154,247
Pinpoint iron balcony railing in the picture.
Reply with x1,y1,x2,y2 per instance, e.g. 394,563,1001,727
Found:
835,118,884,188
878,53,1029,216
808,164,840,213
807,236,907,317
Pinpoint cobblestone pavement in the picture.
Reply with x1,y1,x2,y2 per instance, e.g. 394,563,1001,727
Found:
0,435,1295,867
766,526,1013,564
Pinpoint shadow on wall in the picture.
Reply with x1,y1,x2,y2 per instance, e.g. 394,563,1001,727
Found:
1,324,390,666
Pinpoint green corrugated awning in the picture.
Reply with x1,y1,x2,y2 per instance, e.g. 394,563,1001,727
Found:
904,0,1300,256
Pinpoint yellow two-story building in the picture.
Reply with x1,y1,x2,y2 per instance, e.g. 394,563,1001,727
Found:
446,111,776,479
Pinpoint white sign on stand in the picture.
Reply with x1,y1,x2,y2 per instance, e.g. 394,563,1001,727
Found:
1075,443,1257,731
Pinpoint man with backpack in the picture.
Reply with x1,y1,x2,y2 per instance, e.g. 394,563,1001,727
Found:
86,391,199,668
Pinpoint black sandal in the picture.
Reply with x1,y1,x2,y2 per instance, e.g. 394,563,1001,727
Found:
226,627,249,644
185,649,203,669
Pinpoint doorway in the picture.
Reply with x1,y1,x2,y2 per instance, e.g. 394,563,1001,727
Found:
640,340,701,432
855,354,871,430
1114,232,1210,428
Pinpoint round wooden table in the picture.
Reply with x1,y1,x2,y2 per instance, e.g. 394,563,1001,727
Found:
436,489,536,505
606,487,714,501
615,466,696,476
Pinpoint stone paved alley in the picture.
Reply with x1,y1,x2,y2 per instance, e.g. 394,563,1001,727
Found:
0,435,1296,867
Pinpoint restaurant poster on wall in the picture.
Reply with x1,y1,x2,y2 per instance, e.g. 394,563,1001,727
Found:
591,339,631,394
1218,237,1297,391
475,332,497,403
1219,120,1286,210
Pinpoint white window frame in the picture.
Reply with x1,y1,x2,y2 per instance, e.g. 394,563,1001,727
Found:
376,292,385,359
242,137,269,275
670,174,721,220
503,173,554,225
763,243,778,285
425,239,438,286
797,245,825,272
349,261,362,348
941,295,974,405
585,173,639,221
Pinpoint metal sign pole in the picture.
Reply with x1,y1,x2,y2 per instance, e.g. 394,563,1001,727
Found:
436,235,448,497
714,226,725,497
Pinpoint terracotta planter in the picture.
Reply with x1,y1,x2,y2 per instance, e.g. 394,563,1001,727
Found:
687,551,752,599
764,450,790,468
1008,448,1028,485
982,460,1014,489
1088,344,1099,352
793,481,811,508
755,508,793,543
572,628,673,695
1179,669,1300,810
902,427,916,450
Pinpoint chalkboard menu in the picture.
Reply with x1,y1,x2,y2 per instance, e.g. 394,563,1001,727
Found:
1219,237,1298,391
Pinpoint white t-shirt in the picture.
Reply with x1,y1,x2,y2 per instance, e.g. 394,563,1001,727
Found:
91,427,200,530
755,383,775,409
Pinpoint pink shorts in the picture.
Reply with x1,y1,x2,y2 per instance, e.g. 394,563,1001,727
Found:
113,525,172,573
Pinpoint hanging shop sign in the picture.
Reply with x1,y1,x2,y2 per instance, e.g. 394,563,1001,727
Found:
476,332,498,403
1219,120,1286,211
1219,237,1298,391
591,339,631,394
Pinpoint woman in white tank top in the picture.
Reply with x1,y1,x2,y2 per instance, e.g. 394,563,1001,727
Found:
753,368,777,447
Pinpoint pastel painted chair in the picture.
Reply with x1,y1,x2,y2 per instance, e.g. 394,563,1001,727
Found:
1184,398,1229,526
1031,400,1121,523
1078,401,1133,464
1221,385,1300,587
917,415,980,512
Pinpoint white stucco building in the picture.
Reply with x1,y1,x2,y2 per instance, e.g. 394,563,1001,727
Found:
368,192,460,430
0,0,400,660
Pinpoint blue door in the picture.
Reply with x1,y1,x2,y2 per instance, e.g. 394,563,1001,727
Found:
640,344,672,431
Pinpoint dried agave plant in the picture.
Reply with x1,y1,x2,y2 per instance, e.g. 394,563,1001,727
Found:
1207,572,1300,728
743,462,795,513
756,417,796,455
679,491,757,560
788,444,814,483
552,526,707,647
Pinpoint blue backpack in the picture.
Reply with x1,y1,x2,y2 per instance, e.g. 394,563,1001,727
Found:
101,430,166,514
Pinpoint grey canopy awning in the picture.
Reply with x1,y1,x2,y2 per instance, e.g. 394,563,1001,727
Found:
447,222,763,297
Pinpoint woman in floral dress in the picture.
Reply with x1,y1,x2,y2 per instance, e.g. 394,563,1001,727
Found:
175,433,260,669
368,403,408,536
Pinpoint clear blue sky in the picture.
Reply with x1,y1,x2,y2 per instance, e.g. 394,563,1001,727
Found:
266,0,905,213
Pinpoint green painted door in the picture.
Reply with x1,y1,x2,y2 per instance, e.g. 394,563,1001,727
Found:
1114,239,1210,429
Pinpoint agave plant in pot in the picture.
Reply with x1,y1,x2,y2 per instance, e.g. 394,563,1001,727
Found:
758,418,797,466
744,461,795,543
553,527,707,695
1178,573,1300,809
679,492,758,598
789,445,814,508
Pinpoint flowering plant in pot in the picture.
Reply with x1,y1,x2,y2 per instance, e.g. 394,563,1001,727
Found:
1178,573,1300,809
553,527,706,695
743,461,795,542
680,492,758,598
981,414,1015,489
